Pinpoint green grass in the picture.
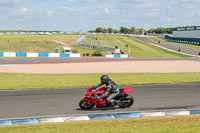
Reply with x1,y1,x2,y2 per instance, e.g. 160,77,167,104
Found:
0,34,106,54
0,34,80,53
147,36,200,50
72,45,107,55
1,73,200,90
94,35,189,58
0,115,200,133
0,34,191,57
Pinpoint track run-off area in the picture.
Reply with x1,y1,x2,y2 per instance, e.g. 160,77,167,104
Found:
0,57,200,73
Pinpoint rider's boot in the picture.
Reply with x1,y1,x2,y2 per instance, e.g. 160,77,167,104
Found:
113,100,120,105
107,100,114,107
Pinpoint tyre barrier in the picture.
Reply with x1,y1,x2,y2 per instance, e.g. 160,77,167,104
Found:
0,52,80,58
1,109,200,126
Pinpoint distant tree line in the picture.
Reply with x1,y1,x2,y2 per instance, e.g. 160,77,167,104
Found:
146,26,198,34
89,26,143,34
146,27,173,34
89,26,174,34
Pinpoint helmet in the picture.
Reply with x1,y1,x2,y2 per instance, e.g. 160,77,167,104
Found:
100,75,109,84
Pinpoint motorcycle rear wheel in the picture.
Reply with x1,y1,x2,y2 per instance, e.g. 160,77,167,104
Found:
118,94,134,108
79,99,95,110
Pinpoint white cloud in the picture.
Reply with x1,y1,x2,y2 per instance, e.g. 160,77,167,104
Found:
87,0,97,1
47,11,54,17
188,9,200,16
145,12,158,17
10,7,32,15
94,10,101,16
167,18,176,22
104,9,110,14
47,11,54,15
1,0,200,31
61,6,74,12
141,1,160,8
179,0,200,2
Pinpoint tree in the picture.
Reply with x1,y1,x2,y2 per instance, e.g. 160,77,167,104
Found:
120,26,130,33
88,30,95,33
114,30,120,33
124,27,130,33
108,28,113,33
130,26,136,34
96,27,103,32
103,28,108,33
166,27,173,34
136,28,143,34
120,26,125,33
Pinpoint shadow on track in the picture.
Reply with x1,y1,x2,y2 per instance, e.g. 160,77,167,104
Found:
76,107,123,111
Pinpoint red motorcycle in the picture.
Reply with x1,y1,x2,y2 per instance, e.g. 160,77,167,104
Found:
79,87,134,110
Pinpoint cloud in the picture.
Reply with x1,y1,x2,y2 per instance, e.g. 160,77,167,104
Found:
104,9,110,14
61,6,74,12
145,12,158,17
47,11,54,17
167,18,176,22
47,11,54,14
103,8,120,15
142,1,160,8
179,0,200,2
0,0,200,31
10,7,33,15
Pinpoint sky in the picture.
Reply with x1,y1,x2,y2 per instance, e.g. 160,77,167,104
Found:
0,0,200,32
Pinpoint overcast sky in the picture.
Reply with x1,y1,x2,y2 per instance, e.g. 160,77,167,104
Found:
0,0,200,31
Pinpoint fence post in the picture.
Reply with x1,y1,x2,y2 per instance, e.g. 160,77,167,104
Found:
7,40,9,52
20,41,23,52
46,42,49,53
33,41,36,53
59,44,61,53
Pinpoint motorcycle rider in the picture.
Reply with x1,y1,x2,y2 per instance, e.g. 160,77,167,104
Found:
91,75,120,106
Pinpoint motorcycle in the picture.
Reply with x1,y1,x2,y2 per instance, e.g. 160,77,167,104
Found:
79,86,134,110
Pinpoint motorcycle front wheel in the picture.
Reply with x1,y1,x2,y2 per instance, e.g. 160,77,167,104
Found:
118,94,134,108
79,99,95,110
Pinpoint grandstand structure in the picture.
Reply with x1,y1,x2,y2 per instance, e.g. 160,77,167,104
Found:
164,26,200,45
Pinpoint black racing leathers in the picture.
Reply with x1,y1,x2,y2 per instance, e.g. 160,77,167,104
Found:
93,79,120,103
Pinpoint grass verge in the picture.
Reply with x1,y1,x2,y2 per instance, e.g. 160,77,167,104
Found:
1,72,200,90
0,34,190,57
0,115,200,133
0,34,79,53
95,35,189,58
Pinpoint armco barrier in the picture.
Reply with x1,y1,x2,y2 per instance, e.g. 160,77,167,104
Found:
1,109,200,126
106,54,129,58
0,52,81,58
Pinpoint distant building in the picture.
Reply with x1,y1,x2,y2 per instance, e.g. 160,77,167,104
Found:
173,26,200,39
164,26,200,45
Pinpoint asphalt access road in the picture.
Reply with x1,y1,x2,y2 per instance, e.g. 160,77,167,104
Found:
0,57,200,65
133,36,200,56
0,83,200,119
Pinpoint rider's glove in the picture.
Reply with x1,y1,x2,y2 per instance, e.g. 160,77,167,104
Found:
92,93,102,99
90,86,96,90
95,95,102,99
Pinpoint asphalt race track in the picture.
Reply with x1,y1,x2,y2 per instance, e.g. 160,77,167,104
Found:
133,36,200,56
0,83,200,119
0,57,200,65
